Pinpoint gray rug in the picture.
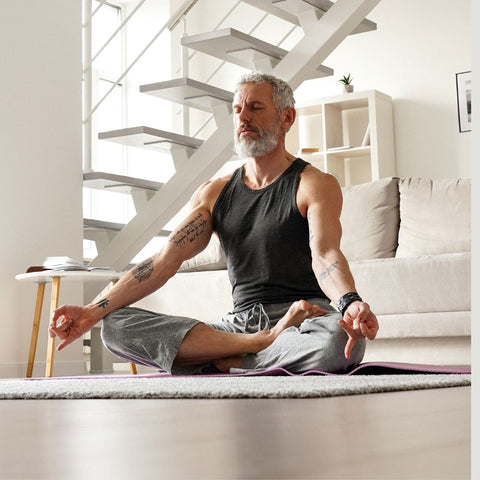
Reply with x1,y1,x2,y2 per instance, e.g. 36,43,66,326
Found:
0,373,471,399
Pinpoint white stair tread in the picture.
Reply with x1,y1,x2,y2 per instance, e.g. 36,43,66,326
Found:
181,28,332,77
140,77,233,112
84,218,126,232
83,171,163,194
84,218,171,237
245,0,376,33
98,126,203,152
243,0,299,24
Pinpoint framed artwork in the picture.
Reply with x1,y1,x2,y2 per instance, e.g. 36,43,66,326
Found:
456,71,471,133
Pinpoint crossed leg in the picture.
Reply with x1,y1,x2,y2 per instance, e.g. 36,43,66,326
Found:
102,300,325,374
173,300,325,370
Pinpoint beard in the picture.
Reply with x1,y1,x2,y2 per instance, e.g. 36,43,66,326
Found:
234,122,279,158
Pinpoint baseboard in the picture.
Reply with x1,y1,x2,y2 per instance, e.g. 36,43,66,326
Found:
0,360,87,379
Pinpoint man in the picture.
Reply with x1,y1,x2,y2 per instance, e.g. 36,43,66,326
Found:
50,72,378,374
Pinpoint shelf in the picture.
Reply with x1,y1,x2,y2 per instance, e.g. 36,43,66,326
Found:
293,90,395,186
297,90,390,114
301,146,371,160
326,146,371,158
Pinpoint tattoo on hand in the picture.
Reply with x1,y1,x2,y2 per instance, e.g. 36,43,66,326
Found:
134,258,154,283
96,298,109,309
318,261,339,282
169,213,208,247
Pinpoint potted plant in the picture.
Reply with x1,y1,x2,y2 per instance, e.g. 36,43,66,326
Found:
339,74,354,93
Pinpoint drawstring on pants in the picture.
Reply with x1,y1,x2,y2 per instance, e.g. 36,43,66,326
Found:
244,303,270,333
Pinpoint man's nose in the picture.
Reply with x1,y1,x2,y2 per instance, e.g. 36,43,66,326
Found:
237,105,250,123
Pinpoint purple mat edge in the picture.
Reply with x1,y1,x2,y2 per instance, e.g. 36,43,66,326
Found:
22,361,471,381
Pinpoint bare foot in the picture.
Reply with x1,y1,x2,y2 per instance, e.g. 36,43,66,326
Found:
213,355,245,373
271,300,325,338
211,301,325,373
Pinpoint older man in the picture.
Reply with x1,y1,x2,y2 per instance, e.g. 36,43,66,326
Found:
50,72,378,374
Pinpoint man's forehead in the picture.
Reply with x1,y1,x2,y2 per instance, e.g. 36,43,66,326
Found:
233,82,274,104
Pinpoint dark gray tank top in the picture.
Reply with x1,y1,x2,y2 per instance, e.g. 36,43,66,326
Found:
212,158,327,312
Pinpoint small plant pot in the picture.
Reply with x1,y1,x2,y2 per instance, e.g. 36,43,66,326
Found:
343,84,354,93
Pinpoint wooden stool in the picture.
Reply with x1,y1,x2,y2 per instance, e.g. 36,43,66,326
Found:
15,270,138,377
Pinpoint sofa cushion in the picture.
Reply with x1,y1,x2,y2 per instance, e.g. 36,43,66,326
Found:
178,233,227,272
134,269,233,322
362,336,471,365
372,311,471,339
396,178,471,257
340,177,399,261
349,252,471,315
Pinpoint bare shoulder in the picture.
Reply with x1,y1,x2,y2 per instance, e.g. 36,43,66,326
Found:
300,164,340,190
190,172,233,212
298,165,342,206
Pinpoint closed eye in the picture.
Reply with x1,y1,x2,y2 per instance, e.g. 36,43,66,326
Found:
233,103,266,113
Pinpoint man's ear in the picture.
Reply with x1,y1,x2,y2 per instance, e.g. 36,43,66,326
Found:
281,107,296,133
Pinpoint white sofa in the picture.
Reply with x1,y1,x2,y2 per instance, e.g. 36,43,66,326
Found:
133,176,471,366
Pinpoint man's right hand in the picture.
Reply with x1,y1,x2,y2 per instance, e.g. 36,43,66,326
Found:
49,305,100,351
338,301,378,359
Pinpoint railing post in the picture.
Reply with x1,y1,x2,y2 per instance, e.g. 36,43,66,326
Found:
181,17,190,137
83,0,93,173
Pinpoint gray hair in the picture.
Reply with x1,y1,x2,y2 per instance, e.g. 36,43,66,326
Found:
236,72,295,113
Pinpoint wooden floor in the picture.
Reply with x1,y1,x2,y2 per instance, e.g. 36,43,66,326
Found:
0,386,470,479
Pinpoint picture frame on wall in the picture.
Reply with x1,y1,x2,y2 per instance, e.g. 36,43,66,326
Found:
456,71,471,133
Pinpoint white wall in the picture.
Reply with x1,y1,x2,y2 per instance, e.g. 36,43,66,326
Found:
472,1,479,475
174,0,471,180
0,0,471,377
294,0,472,179
0,0,84,377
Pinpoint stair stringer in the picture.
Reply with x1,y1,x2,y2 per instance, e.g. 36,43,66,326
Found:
88,0,381,271
272,0,381,89
88,120,236,272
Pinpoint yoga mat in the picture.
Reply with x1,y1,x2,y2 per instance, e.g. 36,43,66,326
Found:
230,361,471,376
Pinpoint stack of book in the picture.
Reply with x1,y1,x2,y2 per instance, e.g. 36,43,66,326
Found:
42,256,88,271
25,257,114,273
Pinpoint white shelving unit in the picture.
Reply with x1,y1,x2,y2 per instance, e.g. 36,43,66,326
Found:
291,90,396,186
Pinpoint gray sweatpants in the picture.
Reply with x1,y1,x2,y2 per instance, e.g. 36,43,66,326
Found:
101,298,365,375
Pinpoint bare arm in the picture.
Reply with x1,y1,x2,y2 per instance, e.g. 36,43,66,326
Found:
92,208,212,315
303,173,355,303
298,169,378,358
49,179,223,350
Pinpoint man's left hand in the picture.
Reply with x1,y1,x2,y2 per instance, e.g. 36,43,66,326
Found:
338,301,378,359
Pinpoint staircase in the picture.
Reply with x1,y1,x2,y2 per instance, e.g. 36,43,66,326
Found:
85,0,380,273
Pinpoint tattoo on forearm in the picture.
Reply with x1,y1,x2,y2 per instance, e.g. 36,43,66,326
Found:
317,261,339,282
133,258,154,283
169,213,208,247
96,298,109,309
307,211,314,243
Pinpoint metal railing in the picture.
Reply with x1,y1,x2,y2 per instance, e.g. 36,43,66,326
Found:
82,0,199,171
82,0,300,169
83,0,148,74
83,0,109,27
83,0,199,123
